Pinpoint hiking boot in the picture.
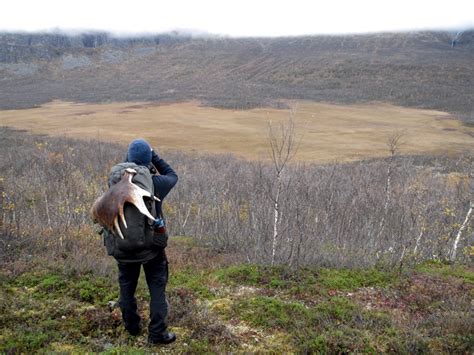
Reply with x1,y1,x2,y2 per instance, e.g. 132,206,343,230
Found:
126,325,141,336
148,331,176,345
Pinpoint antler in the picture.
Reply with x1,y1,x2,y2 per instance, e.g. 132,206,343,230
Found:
91,168,160,239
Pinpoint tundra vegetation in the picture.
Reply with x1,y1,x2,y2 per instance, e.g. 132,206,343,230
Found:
1,31,474,124
1,100,473,162
1,127,473,353
1,29,473,353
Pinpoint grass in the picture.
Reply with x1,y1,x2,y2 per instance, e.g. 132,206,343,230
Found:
168,268,215,299
215,264,397,294
317,267,397,290
10,271,118,305
234,296,313,329
1,240,472,353
1,100,473,162
415,260,474,284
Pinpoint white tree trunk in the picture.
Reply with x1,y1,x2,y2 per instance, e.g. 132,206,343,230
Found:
413,228,424,256
376,164,392,241
450,203,473,261
271,173,281,266
44,190,51,227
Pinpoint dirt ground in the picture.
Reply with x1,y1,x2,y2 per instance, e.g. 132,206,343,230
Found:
1,100,473,162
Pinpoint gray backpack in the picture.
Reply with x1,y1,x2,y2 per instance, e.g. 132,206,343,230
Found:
105,162,161,255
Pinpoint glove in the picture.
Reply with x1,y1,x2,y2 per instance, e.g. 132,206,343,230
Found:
152,218,165,228
153,218,167,234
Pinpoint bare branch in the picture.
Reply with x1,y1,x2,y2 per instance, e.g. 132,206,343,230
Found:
387,130,407,157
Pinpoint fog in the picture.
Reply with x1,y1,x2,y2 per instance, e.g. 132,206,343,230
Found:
1,0,473,37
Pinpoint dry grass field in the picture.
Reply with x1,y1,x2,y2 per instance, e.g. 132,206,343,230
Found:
1,100,473,162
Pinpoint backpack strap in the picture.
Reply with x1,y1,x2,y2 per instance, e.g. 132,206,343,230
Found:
148,162,162,225
149,162,164,220
151,183,167,229
146,186,158,227
148,162,157,221
150,195,158,220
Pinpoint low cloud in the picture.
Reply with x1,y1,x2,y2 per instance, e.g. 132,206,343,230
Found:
1,0,473,37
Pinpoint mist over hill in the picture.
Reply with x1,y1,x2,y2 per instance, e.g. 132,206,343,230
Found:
1,31,473,122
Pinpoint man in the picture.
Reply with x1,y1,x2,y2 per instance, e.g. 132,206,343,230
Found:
116,138,178,345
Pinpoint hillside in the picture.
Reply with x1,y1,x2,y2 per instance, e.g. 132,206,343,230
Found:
1,237,472,353
1,127,473,353
1,31,473,122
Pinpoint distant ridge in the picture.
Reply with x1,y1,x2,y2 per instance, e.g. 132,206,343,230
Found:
1,30,473,122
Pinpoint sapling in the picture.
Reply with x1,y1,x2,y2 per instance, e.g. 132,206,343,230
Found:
450,201,473,261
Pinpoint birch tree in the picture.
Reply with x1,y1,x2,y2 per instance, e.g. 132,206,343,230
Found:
268,109,300,265
450,201,473,261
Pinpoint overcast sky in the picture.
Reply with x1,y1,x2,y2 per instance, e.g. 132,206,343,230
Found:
1,0,473,37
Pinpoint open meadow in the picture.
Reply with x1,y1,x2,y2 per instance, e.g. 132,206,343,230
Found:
1,100,473,162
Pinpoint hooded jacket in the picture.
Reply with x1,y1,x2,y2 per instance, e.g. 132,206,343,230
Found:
107,143,178,263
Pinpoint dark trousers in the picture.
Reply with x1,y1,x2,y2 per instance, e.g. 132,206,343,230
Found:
117,254,169,339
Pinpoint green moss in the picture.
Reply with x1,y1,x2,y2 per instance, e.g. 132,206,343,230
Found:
428,335,474,354
215,264,261,285
216,264,396,296
38,275,67,293
1,331,50,353
69,276,117,304
7,272,117,305
314,297,357,322
215,264,321,295
234,296,313,330
268,278,287,288
362,310,393,329
300,334,328,353
318,268,395,291
169,269,213,299
320,327,377,353
2,260,472,353
186,337,213,353
416,261,474,284
374,331,405,353
40,318,61,332
11,273,45,288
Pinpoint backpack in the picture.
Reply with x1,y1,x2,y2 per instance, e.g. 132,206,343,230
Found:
102,162,168,260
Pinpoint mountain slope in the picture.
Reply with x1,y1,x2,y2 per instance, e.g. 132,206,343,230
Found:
1,31,473,122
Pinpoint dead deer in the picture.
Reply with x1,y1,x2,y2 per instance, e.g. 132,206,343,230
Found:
91,168,159,239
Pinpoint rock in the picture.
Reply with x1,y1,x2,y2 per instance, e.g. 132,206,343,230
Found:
62,54,91,70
